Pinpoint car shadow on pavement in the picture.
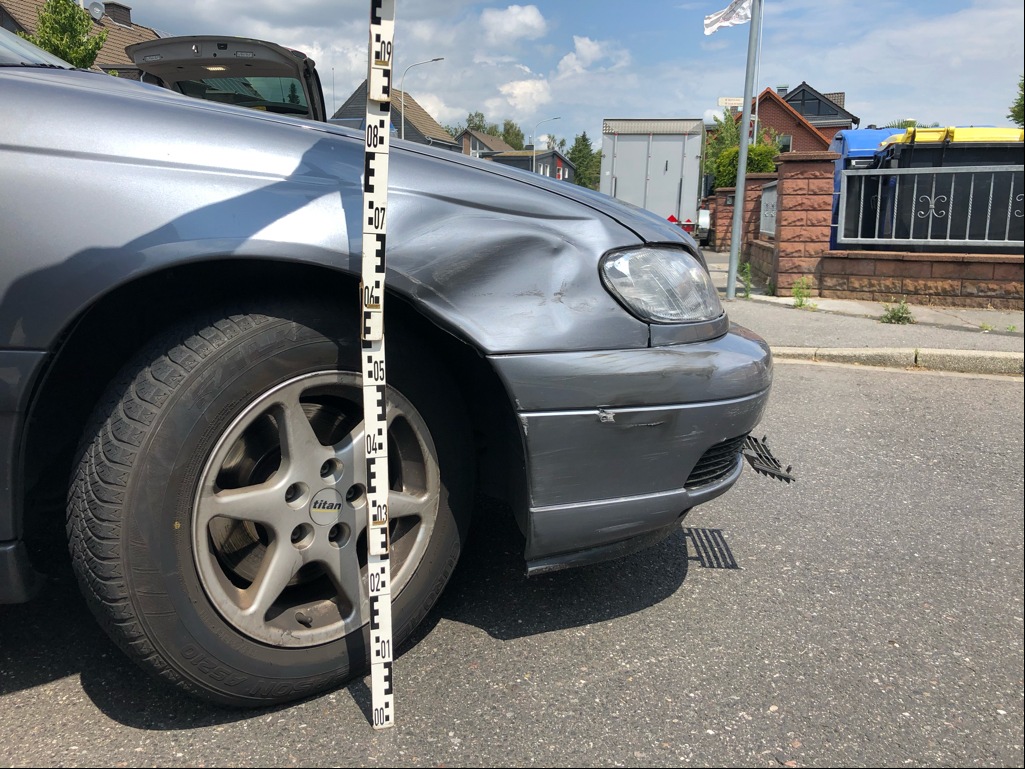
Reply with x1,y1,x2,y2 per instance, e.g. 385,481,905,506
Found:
0,495,701,729
408,495,694,644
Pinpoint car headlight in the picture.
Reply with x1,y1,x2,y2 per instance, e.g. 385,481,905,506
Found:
600,247,723,323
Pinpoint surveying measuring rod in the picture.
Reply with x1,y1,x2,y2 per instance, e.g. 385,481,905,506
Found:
361,0,396,730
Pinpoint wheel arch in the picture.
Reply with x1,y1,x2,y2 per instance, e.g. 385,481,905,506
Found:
20,258,525,544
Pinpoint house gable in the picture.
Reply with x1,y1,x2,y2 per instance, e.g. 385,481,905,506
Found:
750,88,830,152
783,81,859,133
333,80,457,150
454,129,515,157
0,0,160,76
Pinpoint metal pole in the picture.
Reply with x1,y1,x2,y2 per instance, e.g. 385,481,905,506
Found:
532,116,559,174
398,57,443,141
726,0,762,300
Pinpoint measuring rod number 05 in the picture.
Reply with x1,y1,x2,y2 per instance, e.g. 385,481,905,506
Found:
360,0,396,731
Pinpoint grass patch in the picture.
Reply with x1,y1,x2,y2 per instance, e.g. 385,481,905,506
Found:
791,276,816,310
880,297,915,325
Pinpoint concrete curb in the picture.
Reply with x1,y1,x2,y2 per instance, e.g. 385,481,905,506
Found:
772,347,1025,376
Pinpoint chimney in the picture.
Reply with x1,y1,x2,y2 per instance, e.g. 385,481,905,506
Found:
104,2,132,26
776,84,789,96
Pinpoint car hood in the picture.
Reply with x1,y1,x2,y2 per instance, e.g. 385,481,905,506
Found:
388,137,697,250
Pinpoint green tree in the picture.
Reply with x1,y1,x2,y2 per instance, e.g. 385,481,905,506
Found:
882,119,940,129
18,0,107,69
501,119,525,150
704,108,781,189
448,112,526,149
713,143,778,189
1009,74,1024,128
465,110,492,133
567,132,602,190
287,83,301,105
703,108,740,175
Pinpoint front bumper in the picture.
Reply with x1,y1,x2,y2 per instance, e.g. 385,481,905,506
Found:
489,324,772,570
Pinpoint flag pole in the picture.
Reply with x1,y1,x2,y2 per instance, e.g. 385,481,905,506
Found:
726,0,762,301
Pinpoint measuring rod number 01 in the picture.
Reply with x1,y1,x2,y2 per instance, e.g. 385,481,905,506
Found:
360,0,396,731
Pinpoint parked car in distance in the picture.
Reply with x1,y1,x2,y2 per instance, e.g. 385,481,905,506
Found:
1,28,773,707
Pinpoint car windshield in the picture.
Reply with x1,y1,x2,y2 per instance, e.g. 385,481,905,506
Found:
0,26,73,68
175,75,310,115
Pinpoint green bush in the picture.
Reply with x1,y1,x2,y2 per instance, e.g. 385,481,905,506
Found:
714,144,778,190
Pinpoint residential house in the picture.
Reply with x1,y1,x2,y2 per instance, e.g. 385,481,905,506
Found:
332,80,459,151
490,148,575,182
453,129,516,158
1,0,160,78
747,87,831,152
781,82,859,143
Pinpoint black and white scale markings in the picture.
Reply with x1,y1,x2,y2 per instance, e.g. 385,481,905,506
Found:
361,0,396,730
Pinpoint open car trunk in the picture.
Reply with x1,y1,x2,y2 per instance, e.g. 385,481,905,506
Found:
127,36,326,121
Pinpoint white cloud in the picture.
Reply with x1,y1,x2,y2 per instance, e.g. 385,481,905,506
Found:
498,78,552,114
480,5,547,47
556,36,631,79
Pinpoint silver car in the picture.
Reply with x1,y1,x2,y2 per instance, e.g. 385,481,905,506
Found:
0,29,773,706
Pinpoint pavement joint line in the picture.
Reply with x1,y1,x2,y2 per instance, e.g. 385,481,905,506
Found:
770,346,1024,376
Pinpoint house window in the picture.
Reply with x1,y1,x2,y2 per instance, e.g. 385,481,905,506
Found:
779,134,793,152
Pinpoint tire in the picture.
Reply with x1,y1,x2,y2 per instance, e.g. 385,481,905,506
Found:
67,304,471,706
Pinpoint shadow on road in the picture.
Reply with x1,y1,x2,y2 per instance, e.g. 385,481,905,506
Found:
0,496,705,729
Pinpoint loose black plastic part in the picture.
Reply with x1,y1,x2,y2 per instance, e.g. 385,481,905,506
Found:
742,435,796,484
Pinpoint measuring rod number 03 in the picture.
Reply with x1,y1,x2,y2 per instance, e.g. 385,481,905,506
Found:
360,0,396,731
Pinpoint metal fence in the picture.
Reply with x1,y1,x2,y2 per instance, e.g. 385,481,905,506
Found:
759,180,777,236
837,165,1024,248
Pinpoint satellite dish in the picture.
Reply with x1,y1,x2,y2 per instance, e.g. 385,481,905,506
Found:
87,1,105,21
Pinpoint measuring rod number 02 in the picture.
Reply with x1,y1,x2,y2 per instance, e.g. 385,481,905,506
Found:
360,0,396,731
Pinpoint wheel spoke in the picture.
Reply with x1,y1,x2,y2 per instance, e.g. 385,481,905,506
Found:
320,541,366,621
333,420,364,475
239,539,304,618
196,480,290,532
277,392,326,468
388,489,431,521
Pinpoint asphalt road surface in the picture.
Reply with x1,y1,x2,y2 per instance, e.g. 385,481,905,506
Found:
2,362,1022,767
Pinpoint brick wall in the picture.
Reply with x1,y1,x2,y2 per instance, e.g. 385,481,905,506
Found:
749,239,777,287
712,174,776,256
714,187,735,253
820,252,1024,309
732,151,1024,308
773,152,838,292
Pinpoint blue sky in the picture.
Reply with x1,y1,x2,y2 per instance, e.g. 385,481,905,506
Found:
138,1,1024,146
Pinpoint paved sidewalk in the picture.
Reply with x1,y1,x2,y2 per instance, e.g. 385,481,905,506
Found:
704,253,1024,376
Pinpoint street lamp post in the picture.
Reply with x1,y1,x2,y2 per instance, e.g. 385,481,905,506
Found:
531,116,560,174
399,57,444,141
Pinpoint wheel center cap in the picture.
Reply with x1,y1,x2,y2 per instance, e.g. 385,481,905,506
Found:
309,488,344,525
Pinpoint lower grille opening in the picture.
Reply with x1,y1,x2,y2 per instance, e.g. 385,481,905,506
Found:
684,434,749,489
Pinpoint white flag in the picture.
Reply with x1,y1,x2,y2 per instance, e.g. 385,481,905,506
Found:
704,0,753,35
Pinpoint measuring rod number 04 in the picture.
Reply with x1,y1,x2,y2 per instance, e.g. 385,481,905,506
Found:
361,0,396,731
